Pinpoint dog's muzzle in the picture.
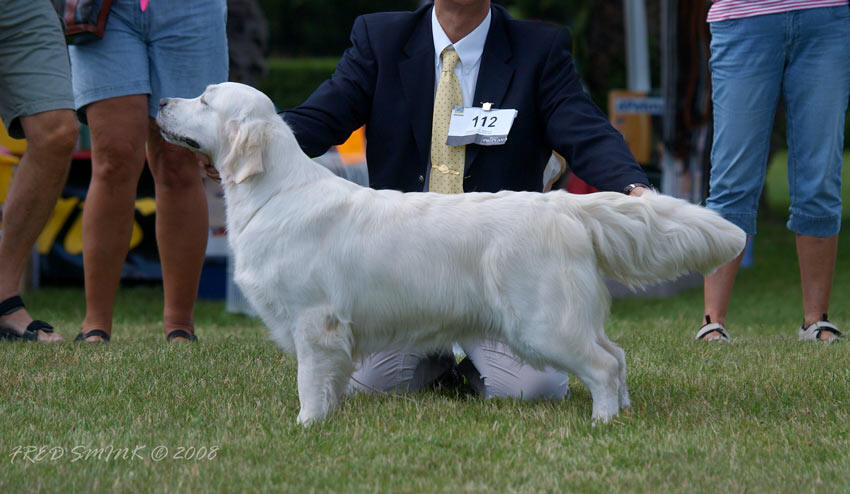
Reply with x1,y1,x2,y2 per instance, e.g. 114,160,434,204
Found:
157,99,201,149
159,128,201,150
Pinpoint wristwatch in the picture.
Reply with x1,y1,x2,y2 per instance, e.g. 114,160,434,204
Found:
622,183,650,195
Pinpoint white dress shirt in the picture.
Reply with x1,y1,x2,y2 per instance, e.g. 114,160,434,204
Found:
431,7,492,108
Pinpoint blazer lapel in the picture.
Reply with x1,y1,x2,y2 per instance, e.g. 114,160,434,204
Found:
466,5,515,174
399,7,436,173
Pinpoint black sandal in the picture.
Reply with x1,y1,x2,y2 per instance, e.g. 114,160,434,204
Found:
74,329,110,342
0,295,55,342
166,329,198,342
695,315,731,343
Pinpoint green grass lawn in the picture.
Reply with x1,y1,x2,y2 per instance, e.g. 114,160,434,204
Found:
2,153,849,492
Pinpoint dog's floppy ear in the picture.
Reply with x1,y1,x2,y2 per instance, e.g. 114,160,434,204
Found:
221,119,268,184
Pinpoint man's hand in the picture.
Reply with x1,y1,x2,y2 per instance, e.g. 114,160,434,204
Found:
197,152,220,182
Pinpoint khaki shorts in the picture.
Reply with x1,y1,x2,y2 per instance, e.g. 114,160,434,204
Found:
0,0,75,139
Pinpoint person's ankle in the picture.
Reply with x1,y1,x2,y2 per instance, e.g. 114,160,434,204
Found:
0,290,20,302
702,314,725,326
803,312,828,328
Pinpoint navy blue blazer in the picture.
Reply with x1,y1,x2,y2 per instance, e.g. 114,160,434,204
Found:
282,3,649,193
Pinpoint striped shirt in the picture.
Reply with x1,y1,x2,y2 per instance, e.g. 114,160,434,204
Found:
707,0,849,22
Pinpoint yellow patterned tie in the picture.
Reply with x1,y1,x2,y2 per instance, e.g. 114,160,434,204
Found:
428,48,465,194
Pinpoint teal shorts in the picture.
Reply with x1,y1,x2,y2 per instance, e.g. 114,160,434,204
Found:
0,0,75,139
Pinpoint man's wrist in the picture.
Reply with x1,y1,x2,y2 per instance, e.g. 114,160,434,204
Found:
623,183,650,195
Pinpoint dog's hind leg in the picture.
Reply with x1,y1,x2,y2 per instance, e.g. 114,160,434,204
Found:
571,339,621,423
529,334,621,423
597,336,629,410
291,309,354,426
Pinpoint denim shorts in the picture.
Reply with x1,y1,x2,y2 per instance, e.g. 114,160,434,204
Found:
707,5,850,237
68,0,228,123
0,0,75,139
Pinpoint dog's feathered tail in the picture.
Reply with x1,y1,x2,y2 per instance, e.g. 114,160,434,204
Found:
572,192,746,289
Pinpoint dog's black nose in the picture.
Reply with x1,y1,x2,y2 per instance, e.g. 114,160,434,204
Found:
159,98,168,109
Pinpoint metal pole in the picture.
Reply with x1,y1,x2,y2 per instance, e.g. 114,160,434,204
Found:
623,0,651,92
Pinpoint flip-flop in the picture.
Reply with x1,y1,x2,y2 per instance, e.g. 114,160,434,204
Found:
166,329,198,342
74,329,110,342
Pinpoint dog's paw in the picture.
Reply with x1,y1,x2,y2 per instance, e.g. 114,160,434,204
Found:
591,417,613,427
297,408,326,427
590,409,619,426
619,393,631,410
297,413,316,427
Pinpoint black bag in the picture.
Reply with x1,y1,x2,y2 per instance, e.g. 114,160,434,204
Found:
52,0,113,44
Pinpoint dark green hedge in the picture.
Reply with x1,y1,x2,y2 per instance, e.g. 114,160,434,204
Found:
257,57,339,110
258,0,418,57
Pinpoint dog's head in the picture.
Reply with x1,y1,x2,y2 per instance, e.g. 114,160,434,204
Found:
156,82,276,184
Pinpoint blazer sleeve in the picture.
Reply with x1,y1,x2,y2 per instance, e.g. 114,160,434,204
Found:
538,29,650,192
281,16,377,158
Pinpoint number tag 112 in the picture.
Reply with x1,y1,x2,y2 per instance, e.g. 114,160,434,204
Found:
446,105,518,146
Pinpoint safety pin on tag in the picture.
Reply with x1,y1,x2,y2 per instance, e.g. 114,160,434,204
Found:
481,102,493,111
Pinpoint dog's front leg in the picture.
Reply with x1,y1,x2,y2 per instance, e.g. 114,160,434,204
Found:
292,310,355,426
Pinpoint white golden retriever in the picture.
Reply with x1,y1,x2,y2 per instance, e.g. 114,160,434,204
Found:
156,82,745,425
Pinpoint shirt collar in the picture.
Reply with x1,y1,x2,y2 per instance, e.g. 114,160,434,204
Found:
431,6,491,73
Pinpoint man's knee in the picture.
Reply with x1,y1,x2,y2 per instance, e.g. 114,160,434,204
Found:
349,351,452,395
462,340,570,401
474,365,570,401
149,148,204,189
20,110,78,158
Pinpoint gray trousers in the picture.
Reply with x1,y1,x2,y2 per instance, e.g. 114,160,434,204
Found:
348,340,570,401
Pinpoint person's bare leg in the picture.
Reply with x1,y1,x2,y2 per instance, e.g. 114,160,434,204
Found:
79,96,149,341
146,118,207,341
0,110,76,342
700,251,745,341
797,233,838,341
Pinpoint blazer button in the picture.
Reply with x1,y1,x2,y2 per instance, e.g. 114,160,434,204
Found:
418,175,425,183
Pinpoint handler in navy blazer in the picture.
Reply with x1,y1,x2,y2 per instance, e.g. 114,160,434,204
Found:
282,1,650,194
281,1,650,399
